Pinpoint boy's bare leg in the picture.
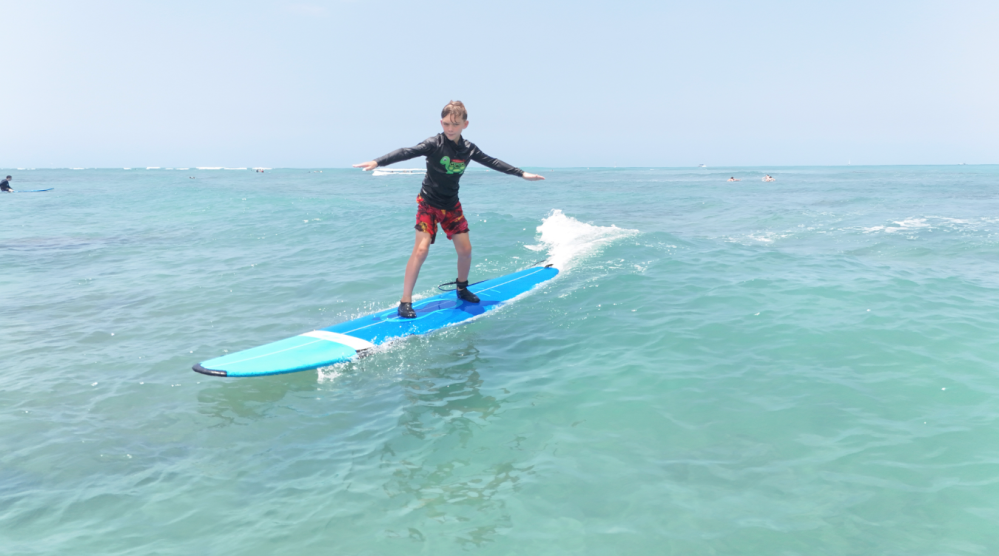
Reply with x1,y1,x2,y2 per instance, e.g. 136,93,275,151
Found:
452,232,480,303
402,231,433,303
453,232,472,282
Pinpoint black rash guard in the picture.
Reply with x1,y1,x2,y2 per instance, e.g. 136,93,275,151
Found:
373,134,524,210
0,179,10,192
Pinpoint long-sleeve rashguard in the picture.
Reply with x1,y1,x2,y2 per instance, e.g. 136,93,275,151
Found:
373,134,524,210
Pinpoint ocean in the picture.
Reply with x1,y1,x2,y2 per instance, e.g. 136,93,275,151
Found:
2,165,999,554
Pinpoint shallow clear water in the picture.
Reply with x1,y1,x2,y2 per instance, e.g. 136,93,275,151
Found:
3,166,999,554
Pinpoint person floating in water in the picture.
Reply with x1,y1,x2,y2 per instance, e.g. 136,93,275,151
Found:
353,100,545,318
0,175,12,192
727,177,740,182
763,174,776,182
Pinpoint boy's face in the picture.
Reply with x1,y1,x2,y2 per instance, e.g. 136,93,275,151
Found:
440,115,469,142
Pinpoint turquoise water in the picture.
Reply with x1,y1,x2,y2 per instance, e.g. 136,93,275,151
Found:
3,166,999,554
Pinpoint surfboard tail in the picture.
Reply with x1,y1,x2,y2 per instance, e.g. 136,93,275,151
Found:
193,363,227,377
193,333,368,377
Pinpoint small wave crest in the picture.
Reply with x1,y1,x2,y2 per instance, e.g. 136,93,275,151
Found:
863,216,979,235
528,209,638,271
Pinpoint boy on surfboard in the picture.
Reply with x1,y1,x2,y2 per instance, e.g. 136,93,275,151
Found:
354,101,544,318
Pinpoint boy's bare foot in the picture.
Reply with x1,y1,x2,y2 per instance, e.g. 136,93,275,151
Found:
398,301,416,318
456,280,480,303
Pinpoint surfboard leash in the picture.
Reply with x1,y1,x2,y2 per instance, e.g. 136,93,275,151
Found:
436,259,552,291
437,279,486,292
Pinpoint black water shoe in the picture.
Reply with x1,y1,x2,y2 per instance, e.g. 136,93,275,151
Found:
456,280,480,303
398,301,416,318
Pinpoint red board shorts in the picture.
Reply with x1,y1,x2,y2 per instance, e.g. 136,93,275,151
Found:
415,196,469,244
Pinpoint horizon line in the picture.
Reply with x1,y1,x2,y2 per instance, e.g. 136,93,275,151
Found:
1,163,996,171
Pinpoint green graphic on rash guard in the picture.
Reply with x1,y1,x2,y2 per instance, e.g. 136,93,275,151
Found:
440,156,466,175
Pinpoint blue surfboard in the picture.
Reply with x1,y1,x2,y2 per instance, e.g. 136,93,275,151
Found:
193,265,558,377
11,188,54,193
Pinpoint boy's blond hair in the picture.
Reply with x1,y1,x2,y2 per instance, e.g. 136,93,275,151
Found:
441,100,467,122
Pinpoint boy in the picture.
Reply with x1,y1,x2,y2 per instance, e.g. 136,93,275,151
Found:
0,175,12,192
353,101,544,318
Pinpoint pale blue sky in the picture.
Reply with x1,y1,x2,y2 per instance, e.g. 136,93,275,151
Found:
2,0,996,168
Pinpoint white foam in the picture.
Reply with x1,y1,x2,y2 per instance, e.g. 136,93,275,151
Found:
860,216,985,235
746,233,776,243
528,209,638,271
937,217,969,225
884,218,929,233
726,231,789,244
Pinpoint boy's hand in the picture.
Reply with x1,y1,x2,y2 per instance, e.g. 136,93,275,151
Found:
522,172,545,181
353,161,378,171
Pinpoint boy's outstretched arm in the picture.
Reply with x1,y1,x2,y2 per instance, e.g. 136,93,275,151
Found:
470,150,545,181
353,138,436,171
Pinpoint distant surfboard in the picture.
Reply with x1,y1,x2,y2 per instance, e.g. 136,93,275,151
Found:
11,188,54,193
194,265,558,377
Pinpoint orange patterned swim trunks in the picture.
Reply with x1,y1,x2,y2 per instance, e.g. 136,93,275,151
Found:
415,195,469,244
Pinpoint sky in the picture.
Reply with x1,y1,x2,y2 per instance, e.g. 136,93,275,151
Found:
1,0,997,168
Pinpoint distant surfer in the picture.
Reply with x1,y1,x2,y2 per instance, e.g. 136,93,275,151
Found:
0,175,12,192
354,100,545,319
728,177,740,182
763,174,776,182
